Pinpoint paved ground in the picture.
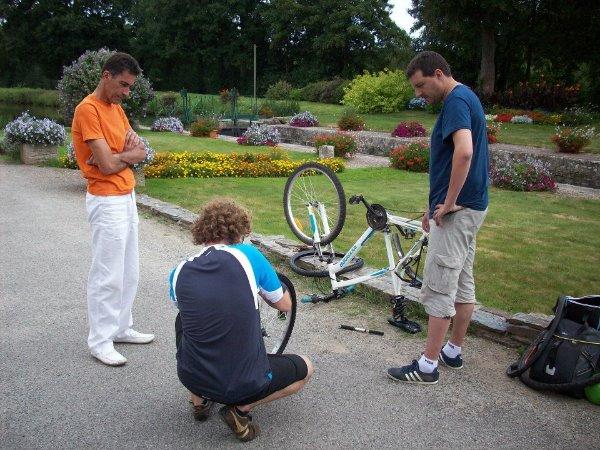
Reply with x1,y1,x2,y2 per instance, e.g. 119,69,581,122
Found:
1,162,597,449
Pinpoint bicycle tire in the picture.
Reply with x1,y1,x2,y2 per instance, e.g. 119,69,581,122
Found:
260,272,296,354
289,249,364,278
283,162,346,246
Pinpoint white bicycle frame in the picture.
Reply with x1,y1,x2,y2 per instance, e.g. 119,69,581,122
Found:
309,205,427,296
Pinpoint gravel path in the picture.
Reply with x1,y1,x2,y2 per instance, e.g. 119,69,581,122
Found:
1,162,598,449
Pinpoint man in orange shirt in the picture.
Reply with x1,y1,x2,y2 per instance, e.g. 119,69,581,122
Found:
72,52,154,366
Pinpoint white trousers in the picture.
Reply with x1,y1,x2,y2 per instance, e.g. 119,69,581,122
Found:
85,191,139,354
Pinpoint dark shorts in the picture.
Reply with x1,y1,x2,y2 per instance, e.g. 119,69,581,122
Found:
175,314,308,405
233,354,309,406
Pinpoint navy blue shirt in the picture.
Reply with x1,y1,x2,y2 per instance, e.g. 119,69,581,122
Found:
429,84,489,217
169,244,282,404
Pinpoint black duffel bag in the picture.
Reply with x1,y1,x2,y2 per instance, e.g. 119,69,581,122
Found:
507,295,600,398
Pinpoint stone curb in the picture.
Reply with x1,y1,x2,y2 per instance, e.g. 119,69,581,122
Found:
136,193,553,348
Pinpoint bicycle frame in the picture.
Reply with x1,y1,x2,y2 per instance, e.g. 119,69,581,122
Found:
310,208,427,296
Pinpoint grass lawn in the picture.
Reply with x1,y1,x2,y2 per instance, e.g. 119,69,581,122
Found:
137,165,600,315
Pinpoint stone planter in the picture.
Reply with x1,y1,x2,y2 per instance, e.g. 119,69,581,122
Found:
20,143,58,165
133,169,146,187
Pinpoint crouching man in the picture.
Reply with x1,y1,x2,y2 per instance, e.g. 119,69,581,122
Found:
169,198,313,442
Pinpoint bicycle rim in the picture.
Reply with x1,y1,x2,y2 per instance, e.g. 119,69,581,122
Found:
283,162,346,246
290,249,364,278
261,273,297,354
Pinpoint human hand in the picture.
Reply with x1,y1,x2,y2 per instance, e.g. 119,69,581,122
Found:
123,130,141,152
432,203,463,227
86,154,97,166
421,210,430,233
120,145,147,165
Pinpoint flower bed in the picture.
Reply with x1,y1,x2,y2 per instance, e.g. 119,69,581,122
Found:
151,117,184,133
313,133,356,158
144,152,344,179
391,121,426,138
389,141,429,172
551,126,595,153
289,111,319,127
237,124,281,146
4,111,66,146
489,153,557,191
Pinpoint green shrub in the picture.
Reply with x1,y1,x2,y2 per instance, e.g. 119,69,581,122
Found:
337,108,365,131
313,133,357,158
260,99,300,117
300,78,350,104
0,88,59,107
190,117,219,137
389,142,430,172
57,48,155,123
343,69,413,113
265,80,293,100
289,88,303,101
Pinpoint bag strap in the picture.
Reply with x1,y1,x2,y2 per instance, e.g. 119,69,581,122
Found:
506,296,568,378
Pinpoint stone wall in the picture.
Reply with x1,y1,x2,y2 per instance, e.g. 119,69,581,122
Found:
268,124,600,189
270,124,423,156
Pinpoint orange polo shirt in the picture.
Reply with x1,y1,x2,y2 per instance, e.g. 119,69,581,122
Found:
71,94,135,196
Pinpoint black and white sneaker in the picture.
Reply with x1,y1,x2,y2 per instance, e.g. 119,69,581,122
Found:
439,349,463,369
387,360,439,384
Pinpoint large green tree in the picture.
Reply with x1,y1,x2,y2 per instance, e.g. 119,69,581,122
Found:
409,0,600,104
0,0,133,88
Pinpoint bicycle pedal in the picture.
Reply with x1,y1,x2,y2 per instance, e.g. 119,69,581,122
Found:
387,316,422,334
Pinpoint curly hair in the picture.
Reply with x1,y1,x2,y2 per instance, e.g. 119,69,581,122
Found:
191,198,252,245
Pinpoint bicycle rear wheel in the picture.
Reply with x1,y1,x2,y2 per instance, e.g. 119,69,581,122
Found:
290,249,364,278
283,162,346,246
392,227,427,287
260,273,296,354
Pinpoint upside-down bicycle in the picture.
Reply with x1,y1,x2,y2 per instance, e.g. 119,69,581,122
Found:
282,162,428,333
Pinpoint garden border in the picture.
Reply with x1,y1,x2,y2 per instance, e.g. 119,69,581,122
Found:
136,193,552,348
267,124,600,189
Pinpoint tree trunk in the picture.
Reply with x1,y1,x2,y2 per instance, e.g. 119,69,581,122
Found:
479,28,496,97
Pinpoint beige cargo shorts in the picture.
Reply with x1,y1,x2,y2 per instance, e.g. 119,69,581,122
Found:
420,207,488,318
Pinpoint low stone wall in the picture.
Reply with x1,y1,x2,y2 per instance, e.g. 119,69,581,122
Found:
268,124,600,189
270,124,423,156
137,193,552,348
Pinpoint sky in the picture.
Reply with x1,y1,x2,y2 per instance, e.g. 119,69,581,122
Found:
389,0,417,36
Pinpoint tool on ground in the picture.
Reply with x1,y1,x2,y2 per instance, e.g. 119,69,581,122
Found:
340,325,384,336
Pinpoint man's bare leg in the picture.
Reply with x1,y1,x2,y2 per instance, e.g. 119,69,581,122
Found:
423,316,452,360
449,303,474,347
237,355,314,413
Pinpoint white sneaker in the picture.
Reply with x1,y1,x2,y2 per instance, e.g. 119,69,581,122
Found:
91,348,127,366
113,329,155,344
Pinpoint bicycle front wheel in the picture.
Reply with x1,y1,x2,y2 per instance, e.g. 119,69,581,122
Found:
260,273,297,354
283,162,346,246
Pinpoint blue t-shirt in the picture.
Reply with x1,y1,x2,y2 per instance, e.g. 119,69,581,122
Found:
429,84,489,217
169,243,282,404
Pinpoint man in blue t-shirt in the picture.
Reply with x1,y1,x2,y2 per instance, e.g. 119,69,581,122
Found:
169,198,313,442
388,51,489,384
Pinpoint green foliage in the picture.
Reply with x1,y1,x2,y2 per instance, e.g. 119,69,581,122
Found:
0,88,59,107
259,99,300,117
57,48,155,123
265,81,294,100
343,70,413,113
313,133,357,158
337,108,365,131
190,118,219,137
300,78,350,104
389,142,430,172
